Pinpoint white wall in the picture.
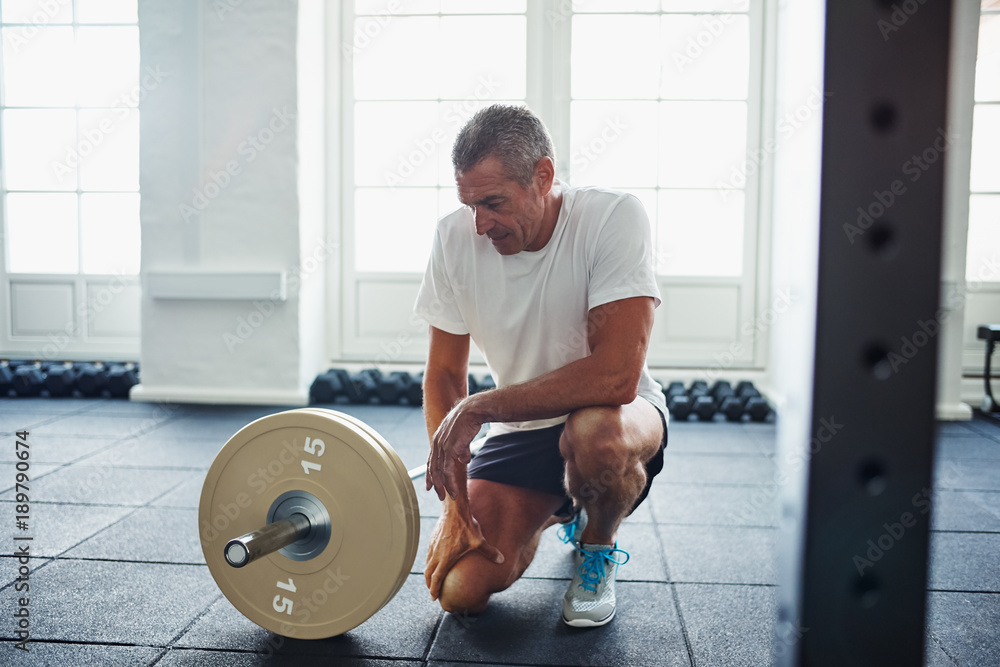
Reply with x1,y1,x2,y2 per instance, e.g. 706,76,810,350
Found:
133,0,326,405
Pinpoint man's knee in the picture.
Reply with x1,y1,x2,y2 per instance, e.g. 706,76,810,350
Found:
437,558,493,614
560,407,629,472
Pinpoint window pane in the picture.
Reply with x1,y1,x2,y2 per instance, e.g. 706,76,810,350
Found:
440,0,526,13
970,105,1000,192
570,101,658,187
356,0,439,14
355,187,437,271
661,14,749,100
572,15,660,99
77,108,139,191
662,0,749,11
354,16,440,100
659,101,746,188
2,0,73,24
657,189,743,276
354,101,442,186
438,16,525,100
1,26,76,106
76,0,138,23
573,0,659,11
976,14,1000,102
81,193,140,274
75,27,139,107
966,195,1000,282
6,193,79,273
3,109,78,190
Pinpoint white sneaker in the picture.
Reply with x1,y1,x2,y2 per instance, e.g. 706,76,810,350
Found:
561,542,629,627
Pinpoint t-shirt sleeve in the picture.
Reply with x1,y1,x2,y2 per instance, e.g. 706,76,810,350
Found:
413,224,470,335
588,193,662,311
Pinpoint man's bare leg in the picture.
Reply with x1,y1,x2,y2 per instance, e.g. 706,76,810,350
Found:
559,397,663,546
436,479,564,614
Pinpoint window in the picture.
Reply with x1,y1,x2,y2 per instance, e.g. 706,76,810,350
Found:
967,0,1000,282
342,0,764,365
1,0,141,276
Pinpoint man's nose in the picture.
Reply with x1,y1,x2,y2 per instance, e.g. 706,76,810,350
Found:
474,212,493,236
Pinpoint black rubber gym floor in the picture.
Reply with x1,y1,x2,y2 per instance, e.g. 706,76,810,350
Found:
0,398,997,666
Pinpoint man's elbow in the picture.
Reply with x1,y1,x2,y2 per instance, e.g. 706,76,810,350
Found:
609,370,642,406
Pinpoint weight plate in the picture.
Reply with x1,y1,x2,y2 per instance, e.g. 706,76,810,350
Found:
301,408,420,603
199,409,417,639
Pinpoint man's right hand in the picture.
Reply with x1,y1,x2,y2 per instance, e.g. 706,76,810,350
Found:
425,495,504,601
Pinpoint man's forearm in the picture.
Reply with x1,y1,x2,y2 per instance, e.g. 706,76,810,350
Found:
462,352,639,427
423,367,468,449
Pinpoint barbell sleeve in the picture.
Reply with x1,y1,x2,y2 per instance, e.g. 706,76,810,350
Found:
224,513,311,568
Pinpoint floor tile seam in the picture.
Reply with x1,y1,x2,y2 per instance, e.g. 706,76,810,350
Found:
925,629,961,667
0,637,169,650
33,555,208,567
53,503,150,560
962,421,1000,444
930,529,1000,535
421,610,447,664
0,462,76,495
668,581,697,667
0,499,147,508
149,592,225,665
160,646,428,664
0,558,55,595
62,464,209,472
934,486,1000,493
926,587,1000,594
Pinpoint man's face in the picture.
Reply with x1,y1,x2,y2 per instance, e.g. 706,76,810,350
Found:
455,156,546,255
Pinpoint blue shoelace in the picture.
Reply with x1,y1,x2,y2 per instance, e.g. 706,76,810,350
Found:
576,545,630,593
557,510,584,544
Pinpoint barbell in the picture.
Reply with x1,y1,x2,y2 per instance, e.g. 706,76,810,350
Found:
198,408,422,639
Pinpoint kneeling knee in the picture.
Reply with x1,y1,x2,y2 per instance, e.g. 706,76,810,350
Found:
438,568,491,614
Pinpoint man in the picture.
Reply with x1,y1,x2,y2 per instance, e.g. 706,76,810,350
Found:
414,104,668,627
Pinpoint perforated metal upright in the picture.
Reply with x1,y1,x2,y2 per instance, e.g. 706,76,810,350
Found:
775,1,953,665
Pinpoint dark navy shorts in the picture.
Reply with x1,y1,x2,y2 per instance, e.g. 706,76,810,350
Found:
467,402,668,518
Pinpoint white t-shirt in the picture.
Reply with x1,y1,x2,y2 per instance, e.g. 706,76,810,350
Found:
414,184,667,434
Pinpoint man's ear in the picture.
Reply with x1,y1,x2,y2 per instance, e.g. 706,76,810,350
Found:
533,156,555,195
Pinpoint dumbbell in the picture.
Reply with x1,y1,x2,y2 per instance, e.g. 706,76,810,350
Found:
0,364,14,397
709,380,734,402
688,380,709,399
107,363,139,398
200,408,420,639
376,371,413,404
694,395,717,421
468,374,480,395
663,381,686,400
12,363,45,397
405,372,424,406
745,396,771,422
310,370,344,404
668,393,693,421
336,369,380,404
76,363,110,397
44,363,78,397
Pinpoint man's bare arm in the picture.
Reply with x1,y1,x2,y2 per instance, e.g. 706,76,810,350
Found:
427,296,654,500
422,326,470,442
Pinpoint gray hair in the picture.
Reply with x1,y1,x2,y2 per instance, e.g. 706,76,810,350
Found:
451,104,556,187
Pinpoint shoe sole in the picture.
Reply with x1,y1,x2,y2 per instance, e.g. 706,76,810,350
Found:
562,608,615,628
